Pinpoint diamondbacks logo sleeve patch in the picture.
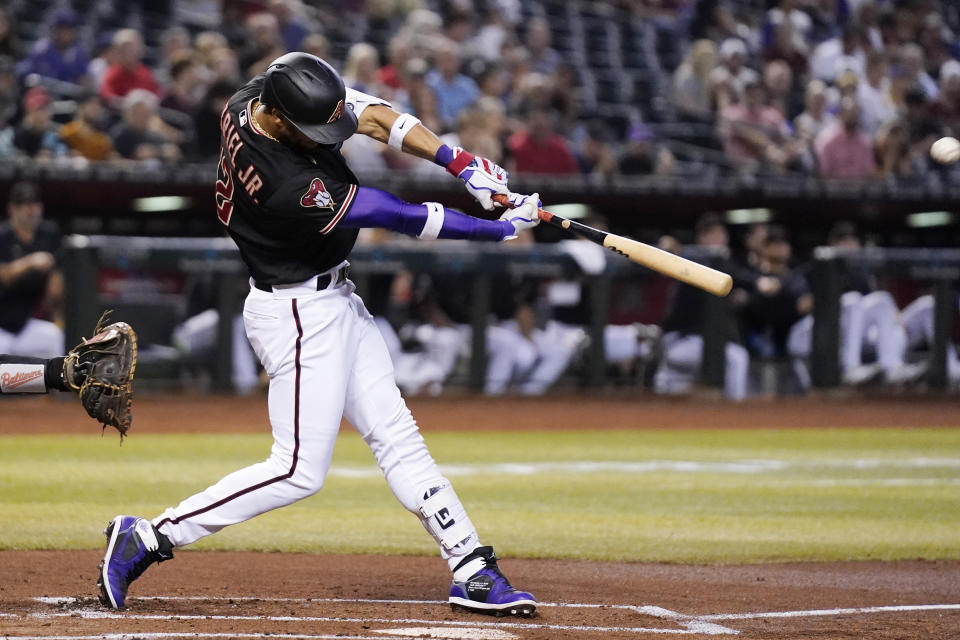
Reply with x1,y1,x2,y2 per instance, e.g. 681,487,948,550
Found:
300,178,336,210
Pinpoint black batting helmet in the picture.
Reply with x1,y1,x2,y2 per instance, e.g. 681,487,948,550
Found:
260,52,358,144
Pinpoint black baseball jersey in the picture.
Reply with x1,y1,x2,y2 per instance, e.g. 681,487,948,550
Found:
216,74,360,285
0,220,61,333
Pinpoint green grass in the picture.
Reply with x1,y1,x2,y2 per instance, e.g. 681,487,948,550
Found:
1,428,958,563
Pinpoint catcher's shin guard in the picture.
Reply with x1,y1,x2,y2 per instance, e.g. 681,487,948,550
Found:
449,546,536,617
97,516,173,609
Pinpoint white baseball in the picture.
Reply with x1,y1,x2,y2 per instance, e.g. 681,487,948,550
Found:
931,136,960,164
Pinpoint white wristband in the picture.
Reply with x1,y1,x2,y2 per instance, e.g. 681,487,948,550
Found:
418,202,445,240
388,113,421,151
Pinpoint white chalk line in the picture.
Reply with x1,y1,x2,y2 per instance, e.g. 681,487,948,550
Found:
0,635,421,640
23,608,707,636
324,457,960,479
700,604,960,621
17,597,960,637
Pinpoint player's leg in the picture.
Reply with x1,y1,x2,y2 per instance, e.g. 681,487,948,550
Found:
0,354,70,394
484,323,535,395
343,307,535,617
859,291,916,383
99,286,356,608
901,295,933,349
653,332,701,395
8,318,65,358
838,291,864,375
520,321,584,395
723,342,750,401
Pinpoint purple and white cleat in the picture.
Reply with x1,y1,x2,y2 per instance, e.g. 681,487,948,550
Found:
97,515,174,609
449,546,537,617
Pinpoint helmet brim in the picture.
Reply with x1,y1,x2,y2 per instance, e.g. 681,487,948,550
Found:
288,108,359,145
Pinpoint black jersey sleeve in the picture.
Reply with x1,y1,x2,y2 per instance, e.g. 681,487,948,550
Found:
265,169,359,235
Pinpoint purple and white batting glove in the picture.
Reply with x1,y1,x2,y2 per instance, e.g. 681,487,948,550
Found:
435,144,509,211
498,192,541,240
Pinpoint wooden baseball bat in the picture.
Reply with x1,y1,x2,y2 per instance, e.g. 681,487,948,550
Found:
493,194,733,297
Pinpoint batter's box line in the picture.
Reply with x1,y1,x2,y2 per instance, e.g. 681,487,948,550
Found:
25,608,726,636
31,596,737,635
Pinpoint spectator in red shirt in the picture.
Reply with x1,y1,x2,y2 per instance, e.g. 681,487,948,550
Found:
507,109,579,175
814,97,876,180
98,30,160,105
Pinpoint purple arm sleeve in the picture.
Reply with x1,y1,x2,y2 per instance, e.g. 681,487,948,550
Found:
340,186,511,241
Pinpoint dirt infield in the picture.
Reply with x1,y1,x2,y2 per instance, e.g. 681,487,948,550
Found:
1,551,958,639
2,393,960,435
2,394,959,638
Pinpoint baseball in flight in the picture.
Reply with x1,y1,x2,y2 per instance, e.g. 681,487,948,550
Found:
930,136,960,164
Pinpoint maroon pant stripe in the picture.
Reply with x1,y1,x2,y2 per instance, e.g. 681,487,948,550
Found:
157,298,303,531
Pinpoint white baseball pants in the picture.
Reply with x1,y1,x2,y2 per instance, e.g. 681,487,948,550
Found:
653,332,749,401
154,270,479,568
0,318,64,358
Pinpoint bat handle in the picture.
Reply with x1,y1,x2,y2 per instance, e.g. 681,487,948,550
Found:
492,193,552,223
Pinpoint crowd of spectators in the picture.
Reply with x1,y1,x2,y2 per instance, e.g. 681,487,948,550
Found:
1,0,951,183
686,0,960,180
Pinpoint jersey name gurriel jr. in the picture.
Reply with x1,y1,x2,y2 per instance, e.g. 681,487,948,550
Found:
216,74,360,286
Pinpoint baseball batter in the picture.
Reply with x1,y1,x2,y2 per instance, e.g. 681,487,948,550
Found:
98,52,539,617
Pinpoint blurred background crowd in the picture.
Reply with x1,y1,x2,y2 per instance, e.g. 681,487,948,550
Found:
1,0,958,399
1,0,959,183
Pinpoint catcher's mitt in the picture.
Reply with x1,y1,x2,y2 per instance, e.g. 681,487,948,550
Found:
64,312,137,436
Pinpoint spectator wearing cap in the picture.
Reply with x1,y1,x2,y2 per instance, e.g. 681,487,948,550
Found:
17,8,89,84
426,37,480,130
708,38,760,112
59,93,115,162
109,89,181,163
814,97,876,179
507,108,579,175
0,182,64,358
13,87,67,159
930,60,960,135
99,30,160,104
719,76,797,173
619,123,676,176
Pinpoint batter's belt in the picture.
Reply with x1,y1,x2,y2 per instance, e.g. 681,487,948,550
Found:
254,264,350,293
